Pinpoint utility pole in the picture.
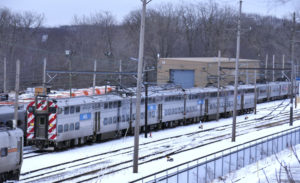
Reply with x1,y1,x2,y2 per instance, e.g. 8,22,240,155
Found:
290,12,295,126
133,0,151,173
282,55,285,79
265,54,268,81
216,50,221,121
119,60,122,88
3,57,7,93
43,58,47,95
144,71,148,138
273,55,275,82
246,62,249,84
93,60,97,95
254,70,257,114
232,0,242,142
65,50,72,97
14,60,20,129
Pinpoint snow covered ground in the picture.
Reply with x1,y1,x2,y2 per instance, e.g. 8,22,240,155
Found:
214,144,300,183
19,99,300,183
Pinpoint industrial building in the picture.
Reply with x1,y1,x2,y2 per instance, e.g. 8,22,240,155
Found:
157,57,260,88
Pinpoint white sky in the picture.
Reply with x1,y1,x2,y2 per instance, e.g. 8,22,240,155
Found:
0,0,299,27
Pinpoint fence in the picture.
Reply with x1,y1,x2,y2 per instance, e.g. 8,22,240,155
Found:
130,126,300,183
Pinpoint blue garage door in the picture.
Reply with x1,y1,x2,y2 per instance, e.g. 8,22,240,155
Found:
170,69,195,88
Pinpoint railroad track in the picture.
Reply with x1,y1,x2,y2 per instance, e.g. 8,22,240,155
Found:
19,100,299,182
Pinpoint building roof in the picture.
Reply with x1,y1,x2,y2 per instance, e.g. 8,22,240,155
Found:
159,57,260,63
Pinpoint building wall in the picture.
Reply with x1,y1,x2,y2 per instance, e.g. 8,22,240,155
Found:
157,58,260,88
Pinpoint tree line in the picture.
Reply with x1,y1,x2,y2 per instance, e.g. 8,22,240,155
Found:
0,1,299,91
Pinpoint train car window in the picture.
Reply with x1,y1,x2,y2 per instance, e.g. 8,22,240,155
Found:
75,122,80,130
113,102,118,108
104,118,108,125
141,112,144,119
126,114,130,122
70,123,74,131
133,114,136,120
64,107,69,115
152,98,156,103
58,125,63,133
141,98,145,104
108,117,112,124
104,103,108,109
70,106,75,114
121,115,125,122
113,116,117,123
109,102,113,109
64,124,69,132
76,106,80,113
49,107,57,113
1,147,8,157
118,101,121,107
210,92,217,97
40,117,45,125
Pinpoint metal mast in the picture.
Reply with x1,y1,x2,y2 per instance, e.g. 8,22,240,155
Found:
232,0,242,142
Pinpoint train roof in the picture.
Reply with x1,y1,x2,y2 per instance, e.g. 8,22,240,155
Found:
53,94,123,106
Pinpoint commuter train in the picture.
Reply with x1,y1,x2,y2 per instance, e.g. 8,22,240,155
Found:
25,81,297,150
0,124,23,182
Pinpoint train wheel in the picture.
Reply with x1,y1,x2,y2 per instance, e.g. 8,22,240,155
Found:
11,169,20,180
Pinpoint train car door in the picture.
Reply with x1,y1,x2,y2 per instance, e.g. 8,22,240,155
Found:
158,104,163,122
35,115,47,139
241,92,244,111
205,98,208,116
94,112,101,134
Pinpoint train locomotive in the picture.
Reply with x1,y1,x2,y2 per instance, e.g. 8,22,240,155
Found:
0,124,23,182
25,81,298,150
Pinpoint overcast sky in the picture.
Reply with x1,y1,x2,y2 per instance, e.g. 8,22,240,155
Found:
1,0,298,27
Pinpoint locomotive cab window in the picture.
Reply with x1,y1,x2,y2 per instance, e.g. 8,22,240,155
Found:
1,147,8,157
28,106,35,113
49,107,56,113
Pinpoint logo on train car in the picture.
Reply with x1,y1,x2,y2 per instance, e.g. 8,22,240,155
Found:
80,113,91,121
197,99,204,105
147,104,156,111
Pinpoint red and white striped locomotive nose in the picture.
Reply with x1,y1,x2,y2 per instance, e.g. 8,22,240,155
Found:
26,100,58,140
26,101,35,139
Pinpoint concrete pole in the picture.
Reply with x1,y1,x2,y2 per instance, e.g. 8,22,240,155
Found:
232,0,242,142
217,50,221,121
246,62,249,84
119,60,122,88
273,54,275,82
133,0,148,173
43,58,47,95
290,12,295,123
254,70,257,114
14,60,20,128
3,57,7,93
144,71,148,138
265,54,268,81
282,55,285,79
93,60,97,95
